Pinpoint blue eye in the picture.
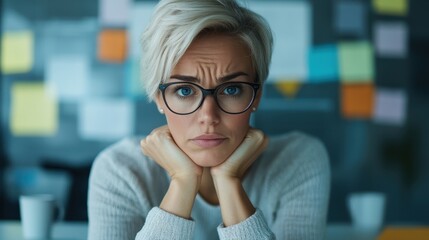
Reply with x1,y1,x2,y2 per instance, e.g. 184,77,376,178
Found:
223,86,241,95
177,87,193,97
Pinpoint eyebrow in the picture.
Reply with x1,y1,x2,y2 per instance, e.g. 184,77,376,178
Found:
170,72,249,83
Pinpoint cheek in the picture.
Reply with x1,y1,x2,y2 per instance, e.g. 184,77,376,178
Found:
225,112,252,138
165,114,189,143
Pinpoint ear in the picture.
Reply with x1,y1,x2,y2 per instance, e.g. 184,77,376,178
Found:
154,93,165,114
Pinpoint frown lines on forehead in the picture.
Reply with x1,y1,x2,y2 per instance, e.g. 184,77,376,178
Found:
170,72,249,84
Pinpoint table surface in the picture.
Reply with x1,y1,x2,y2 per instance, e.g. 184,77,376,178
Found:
0,221,88,240
0,221,380,240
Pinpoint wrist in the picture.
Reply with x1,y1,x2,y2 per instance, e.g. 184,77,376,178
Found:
211,173,241,184
212,174,255,226
160,175,200,219
171,174,201,192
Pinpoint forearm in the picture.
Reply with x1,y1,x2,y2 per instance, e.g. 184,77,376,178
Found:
160,176,200,219
213,176,255,226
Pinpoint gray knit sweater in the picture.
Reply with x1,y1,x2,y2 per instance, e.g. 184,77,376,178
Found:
88,131,330,240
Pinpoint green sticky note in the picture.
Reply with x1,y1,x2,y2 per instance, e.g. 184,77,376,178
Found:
373,0,408,16
339,42,374,83
10,82,58,136
1,31,34,74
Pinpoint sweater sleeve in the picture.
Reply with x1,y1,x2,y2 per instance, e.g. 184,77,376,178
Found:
88,140,196,240
136,207,195,240
270,135,331,239
88,150,145,240
217,208,275,240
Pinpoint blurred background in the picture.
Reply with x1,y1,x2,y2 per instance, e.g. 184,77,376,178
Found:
1,0,428,225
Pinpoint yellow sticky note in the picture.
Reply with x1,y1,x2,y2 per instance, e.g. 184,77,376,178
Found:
373,0,408,16
275,81,302,98
10,82,58,136
1,31,34,74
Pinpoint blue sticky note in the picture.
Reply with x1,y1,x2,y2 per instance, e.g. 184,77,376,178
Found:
125,59,146,99
308,45,339,82
335,1,367,36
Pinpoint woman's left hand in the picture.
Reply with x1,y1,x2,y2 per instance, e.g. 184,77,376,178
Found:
211,128,269,179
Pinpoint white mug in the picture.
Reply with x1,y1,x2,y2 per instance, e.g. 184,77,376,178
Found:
347,192,386,229
19,194,59,239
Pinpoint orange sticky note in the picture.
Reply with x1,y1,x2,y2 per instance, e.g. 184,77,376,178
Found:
341,83,375,118
98,29,127,63
378,227,429,240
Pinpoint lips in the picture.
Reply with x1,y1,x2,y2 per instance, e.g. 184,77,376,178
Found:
191,134,226,148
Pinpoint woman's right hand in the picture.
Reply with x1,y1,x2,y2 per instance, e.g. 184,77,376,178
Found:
140,125,203,180
140,125,202,219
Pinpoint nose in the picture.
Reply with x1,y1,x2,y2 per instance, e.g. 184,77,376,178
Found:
197,95,220,125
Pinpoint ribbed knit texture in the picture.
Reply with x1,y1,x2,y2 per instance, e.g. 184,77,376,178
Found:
88,131,330,240
136,207,194,240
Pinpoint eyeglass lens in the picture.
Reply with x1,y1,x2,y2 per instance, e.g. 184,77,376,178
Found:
162,82,256,114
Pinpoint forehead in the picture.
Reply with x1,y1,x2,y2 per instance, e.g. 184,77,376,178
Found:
172,33,254,76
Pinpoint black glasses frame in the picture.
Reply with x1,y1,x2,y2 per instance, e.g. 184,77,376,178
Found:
158,81,260,115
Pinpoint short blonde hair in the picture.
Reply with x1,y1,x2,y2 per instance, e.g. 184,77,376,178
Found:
141,0,273,101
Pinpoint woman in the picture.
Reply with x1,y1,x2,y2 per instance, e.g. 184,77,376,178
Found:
88,0,330,239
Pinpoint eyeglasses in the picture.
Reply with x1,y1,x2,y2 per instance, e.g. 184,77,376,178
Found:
158,81,260,115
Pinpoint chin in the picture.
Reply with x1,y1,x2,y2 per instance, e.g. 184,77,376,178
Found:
188,150,229,167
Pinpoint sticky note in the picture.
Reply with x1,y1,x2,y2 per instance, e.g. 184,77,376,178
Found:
249,2,311,81
308,45,339,82
99,0,131,26
339,42,374,83
98,29,128,63
1,31,33,74
374,22,408,58
378,227,429,240
335,1,367,36
3,10,31,31
374,88,407,125
79,99,134,141
341,84,375,118
10,82,58,136
46,55,89,102
274,81,302,98
373,0,408,16
128,2,157,58
89,65,124,97
42,20,97,59
125,59,145,98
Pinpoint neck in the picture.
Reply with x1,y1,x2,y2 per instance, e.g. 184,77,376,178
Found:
198,168,219,205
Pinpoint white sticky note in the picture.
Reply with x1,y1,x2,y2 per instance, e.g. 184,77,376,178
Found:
128,2,157,58
46,55,89,102
79,99,134,141
374,88,407,125
99,0,131,26
89,65,124,97
41,20,97,62
248,2,312,82
374,22,408,57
